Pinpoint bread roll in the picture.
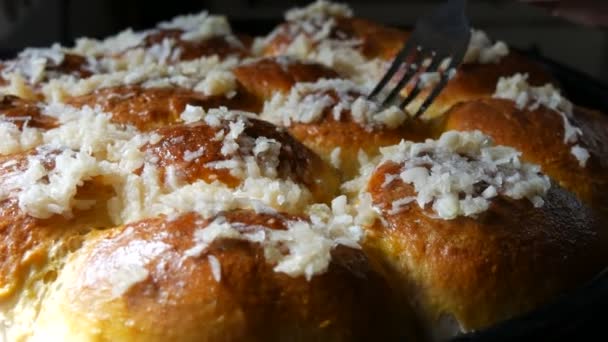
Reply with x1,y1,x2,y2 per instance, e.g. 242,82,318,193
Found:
263,16,409,61
361,131,607,338
66,85,260,131
411,53,556,120
234,56,339,99
139,113,341,203
31,210,416,341
236,57,430,179
443,94,608,216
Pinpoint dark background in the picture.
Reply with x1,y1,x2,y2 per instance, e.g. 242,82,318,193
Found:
0,0,606,83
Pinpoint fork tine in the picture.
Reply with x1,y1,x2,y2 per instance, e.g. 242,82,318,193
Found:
368,39,418,100
413,59,455,118
399,54,444,110
381,48,429,106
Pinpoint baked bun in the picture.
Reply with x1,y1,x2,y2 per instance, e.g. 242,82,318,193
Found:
442,74,608,216
262,15,409,61
140,111,341,204
234,56,339,99
65,85,260,131
236,57,429,178
0,95,56,130
0,148,116,341
361,131,607,338
411,52,556,120
139,29,251,61
32,210,415,341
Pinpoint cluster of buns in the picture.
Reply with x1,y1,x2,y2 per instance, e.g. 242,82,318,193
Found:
0,1,607,341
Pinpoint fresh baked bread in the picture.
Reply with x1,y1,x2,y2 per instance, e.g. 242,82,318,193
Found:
235,57,431,178
0,1,606,341
360,131,607,339
30,210,415,341
442,74,608,217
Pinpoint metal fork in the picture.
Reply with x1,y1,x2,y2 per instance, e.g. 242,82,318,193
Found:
368,0,471,118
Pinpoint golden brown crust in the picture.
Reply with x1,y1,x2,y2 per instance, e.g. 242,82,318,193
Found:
66,85,261,131
48,53,94,79
234,57,339,99
364,162,607,332
234,58,429,178
34,211,415,341
288,115,429,179
0,95,57,130
142,118,341,204
140,29,251,60
0,151,115,300
443,98,608,215
413,53,556,119
0,6,607,341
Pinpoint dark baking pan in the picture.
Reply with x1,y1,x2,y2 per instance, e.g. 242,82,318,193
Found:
453,268,608,341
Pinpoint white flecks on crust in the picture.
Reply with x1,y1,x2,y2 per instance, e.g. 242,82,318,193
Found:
377,130,551,220
261,78,408,129
464,29,509,65
285,0,353,22
494,73,589,167
42,55,239,102
0,104,315,222
183,195,362,280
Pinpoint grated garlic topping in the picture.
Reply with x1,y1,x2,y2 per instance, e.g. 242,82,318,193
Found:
0,119,43,156
377,130,551,220
72,29,148,57
1,44,66,85
261,78,407,129
158,11,233,42
0,99,364,281
72,11,235,59
0,104,315,224
285,0,353,22
183,195,362,280
254,1,382,86
464,29,509,64
42,55,238,102
494,73,589,167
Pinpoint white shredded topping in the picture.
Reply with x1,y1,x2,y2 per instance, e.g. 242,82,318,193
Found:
378,130,551,220
494,73,589,167
183,146,206,162
72,29,148,57
261,78,407,129
0,119,43,156
0,104,314,222
285,0,353,21
207,255,222,282
1,44,66,85
464,29,509,64
255,1,382,88
72,11,235,61
42,55,238,102
158,11,232,42
571,145,590,168
184,195,362,280
330,147,341,169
